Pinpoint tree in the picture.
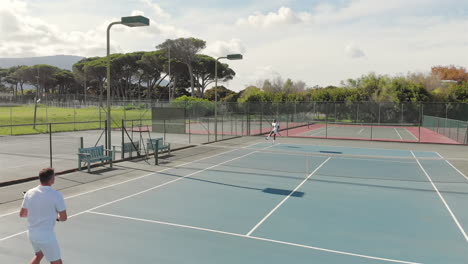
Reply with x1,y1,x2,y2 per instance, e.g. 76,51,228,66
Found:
431,65,468,83
192,54,235,97
73,57,107,103
237,86,266,103
55,70,76,96
10,66,28,97
138,50,166,99
157,38,206,97
204,86,236,101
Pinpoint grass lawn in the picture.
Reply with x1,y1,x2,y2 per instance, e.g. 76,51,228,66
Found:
0,105,152,135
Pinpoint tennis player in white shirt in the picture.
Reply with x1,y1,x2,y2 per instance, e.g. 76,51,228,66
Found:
20,168,67,264
265,119,280,143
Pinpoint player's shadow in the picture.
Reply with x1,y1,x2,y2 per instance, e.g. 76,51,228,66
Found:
263,188,304,197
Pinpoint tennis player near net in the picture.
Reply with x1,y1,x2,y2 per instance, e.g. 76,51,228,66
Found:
20,168,67,264
265,119,280,143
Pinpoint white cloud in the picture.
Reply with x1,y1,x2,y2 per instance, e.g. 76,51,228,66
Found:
345,43,366,59
237,7,311,28
141,0,171,19
313,0,434,24
0,0,191,58
0,1,108,57
145,22,191,38
248,66,281,83
203,39,246,58
131,10,145,16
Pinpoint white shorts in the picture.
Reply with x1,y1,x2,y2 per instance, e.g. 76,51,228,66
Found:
30,237,61,262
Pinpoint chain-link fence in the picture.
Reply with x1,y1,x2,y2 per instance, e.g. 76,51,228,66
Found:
1,101,467,184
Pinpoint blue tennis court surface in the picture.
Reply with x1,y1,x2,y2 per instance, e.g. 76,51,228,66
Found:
1,142,467,263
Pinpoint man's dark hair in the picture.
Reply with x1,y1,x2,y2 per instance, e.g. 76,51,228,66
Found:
39,168,55,184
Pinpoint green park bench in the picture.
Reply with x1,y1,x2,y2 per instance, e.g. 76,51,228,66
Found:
113,141,140,160
146,138,170,159
78,145,113,172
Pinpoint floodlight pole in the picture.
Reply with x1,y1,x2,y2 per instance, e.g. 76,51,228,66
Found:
214,54,242,141
106,21,121,151
105,15,149,151
214,57,226,141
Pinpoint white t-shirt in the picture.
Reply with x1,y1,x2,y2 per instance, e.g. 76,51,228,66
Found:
272,122,279,132
21,185,66,241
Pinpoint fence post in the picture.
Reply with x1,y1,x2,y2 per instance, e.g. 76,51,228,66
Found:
10,107,13,135
235,118,238,136
104,120,108,150
464,121,468,145
121,120,125,159
378,103,381,124
164,119,166,143
154,139,159,165
74,104,76,131
400,103,404,123
334,102,337,122
49,123,52,168
325,103,329,138
80,137,84,149
260,103,263,134
188,116,191,144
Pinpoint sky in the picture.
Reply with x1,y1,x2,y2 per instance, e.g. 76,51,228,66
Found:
0,0,467,91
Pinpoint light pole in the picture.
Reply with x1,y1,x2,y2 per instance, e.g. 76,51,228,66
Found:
214,54,243,141
106,16,149,151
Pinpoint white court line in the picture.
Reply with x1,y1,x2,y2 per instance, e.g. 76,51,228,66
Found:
0,142,262,219
402,128,418,141
87,211,421,264
435,152,468,181
305,126,327,136
308,125,337,136
0,143,271,241
246,157,331,236
410,151,468,242
394,128,403,140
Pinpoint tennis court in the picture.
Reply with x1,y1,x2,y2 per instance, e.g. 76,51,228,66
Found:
287,123,462,144
0,140,467,263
